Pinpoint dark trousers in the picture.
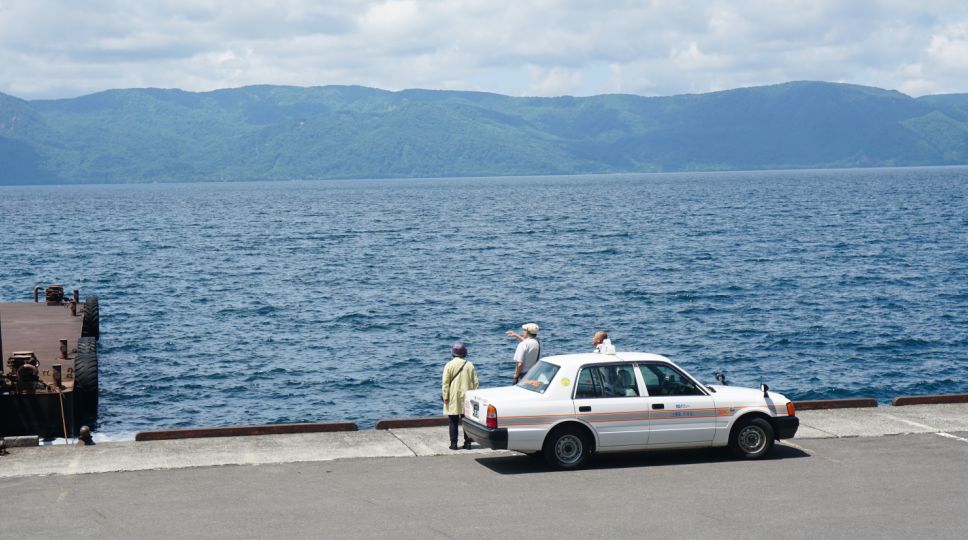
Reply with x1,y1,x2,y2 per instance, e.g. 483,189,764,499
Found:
448,414,469,444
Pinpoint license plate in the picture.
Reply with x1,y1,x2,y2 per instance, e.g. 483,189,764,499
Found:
472,400,480,416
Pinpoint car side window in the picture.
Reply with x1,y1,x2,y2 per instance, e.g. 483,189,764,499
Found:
575,367,602,398
575,365,640,399
638,364,704,397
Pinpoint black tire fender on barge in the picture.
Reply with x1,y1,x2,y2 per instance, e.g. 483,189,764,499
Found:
74,336,99,429
81,295,99,340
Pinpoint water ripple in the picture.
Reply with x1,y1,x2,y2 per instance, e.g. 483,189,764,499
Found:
1,167,967,435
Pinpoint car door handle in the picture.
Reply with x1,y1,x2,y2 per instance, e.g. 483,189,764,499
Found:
652,403,665,410
579,406,591,412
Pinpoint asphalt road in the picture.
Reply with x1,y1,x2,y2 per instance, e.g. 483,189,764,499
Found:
3,432,967,540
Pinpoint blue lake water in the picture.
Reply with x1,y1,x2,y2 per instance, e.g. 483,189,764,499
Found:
1,167,967,438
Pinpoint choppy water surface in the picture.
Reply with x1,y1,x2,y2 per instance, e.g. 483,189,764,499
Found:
1,167,966,438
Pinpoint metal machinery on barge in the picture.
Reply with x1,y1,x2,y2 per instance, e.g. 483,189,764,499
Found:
0,285,99,439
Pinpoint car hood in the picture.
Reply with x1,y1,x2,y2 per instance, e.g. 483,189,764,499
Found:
708,385,789,402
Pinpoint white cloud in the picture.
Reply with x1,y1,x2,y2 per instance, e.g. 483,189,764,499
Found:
670,42,731,71
926,22,968,69
527,65,584,96
361,0,420,34
1,0,968,99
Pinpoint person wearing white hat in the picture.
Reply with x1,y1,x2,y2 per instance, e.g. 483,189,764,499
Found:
506,323,541,384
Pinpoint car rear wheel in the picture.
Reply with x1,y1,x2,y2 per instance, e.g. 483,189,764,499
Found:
543,425,592,470
729,417,774,459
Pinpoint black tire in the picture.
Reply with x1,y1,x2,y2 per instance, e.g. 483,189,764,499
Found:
73,336,99,429
81,295,99,340
729,417,775,459
543,425,593,470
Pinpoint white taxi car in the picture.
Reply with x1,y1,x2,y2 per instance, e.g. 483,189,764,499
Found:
463,352,799,469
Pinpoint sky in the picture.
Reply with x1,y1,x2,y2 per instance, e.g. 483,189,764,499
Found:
1,0,968,100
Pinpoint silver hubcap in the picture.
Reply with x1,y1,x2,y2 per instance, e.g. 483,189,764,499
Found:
738,425,766,454
555,434,583,464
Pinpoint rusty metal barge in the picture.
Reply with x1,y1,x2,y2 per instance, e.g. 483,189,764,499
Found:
1,285,99,439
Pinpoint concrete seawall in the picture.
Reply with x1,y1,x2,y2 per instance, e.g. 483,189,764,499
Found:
2,402,966,478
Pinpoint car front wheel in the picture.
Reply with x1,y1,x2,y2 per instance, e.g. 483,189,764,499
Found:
543,425,592,470
729,417,775,459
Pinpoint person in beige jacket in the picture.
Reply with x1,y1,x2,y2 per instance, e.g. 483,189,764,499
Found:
442,342,479,450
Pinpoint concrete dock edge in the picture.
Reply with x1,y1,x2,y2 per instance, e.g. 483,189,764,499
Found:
134,421,358,441
892,394,968,406
792,398,878,410
375,417,449,429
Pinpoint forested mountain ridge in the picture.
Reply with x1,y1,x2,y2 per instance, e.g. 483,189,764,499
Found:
2,81,968,185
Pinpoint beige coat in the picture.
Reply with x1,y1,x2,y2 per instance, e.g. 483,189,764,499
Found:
442,356,479,416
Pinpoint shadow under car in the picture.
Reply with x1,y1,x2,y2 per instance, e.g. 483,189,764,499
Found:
474,442,810,475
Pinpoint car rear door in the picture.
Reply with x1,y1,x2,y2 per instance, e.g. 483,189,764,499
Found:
572,363,650,448
638,362,717,446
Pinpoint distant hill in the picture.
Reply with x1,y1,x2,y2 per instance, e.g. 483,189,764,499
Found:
2,81,968,185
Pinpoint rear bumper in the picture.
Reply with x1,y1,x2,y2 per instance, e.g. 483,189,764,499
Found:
462,418,508,450
772,415,799,439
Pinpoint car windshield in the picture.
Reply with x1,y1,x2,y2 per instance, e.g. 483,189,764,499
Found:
517,361,560,393
638,363,706,396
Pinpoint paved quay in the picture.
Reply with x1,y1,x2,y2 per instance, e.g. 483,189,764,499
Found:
1,404,967,539
2,403,968,478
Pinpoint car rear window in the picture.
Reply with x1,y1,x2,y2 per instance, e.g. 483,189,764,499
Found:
517,361,560,393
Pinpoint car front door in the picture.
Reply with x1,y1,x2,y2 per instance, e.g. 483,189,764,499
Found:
572,364,650,448
638,363,717,446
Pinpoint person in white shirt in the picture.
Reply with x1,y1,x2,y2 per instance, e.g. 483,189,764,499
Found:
592,331,616,354
506,322,541,384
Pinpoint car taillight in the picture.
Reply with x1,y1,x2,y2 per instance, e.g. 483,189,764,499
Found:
486,404,498,429
786,401,796,416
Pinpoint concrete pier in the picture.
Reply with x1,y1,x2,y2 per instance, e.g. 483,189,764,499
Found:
2,403,966,478
0,404,968,540
2,404,966,540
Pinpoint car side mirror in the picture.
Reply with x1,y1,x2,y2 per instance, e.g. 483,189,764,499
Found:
760,384,769,398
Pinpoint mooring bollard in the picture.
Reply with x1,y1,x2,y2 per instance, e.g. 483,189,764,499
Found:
53,364,62,388
45,284,64,305
78,426,95,446
59,339,68,359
